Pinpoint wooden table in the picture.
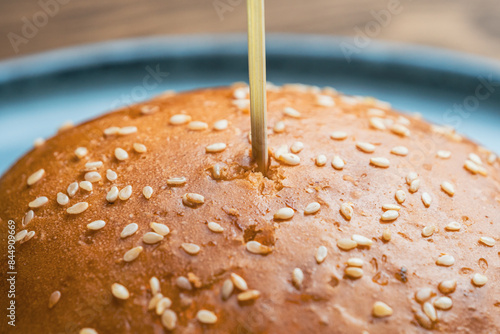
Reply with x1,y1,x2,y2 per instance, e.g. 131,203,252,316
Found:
1,0,500,61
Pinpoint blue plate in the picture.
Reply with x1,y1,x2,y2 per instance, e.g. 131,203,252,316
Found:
1,34,499,174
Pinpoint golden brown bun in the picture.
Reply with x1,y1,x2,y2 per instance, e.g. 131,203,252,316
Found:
1,85,499,334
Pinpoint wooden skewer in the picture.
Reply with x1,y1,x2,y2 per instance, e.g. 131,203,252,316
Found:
247,0,268,175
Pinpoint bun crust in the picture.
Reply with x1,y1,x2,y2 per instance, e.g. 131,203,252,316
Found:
1,85,499,333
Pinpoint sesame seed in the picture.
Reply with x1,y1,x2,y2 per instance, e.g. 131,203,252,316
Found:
111,283,129,300
232,99,250,112
340,203,353,220
23,210,34,226
487,153,497,164
381,210,399,221
479,236,495,247
274,207,294,220
369,117,386,130
344,267,363,279
337,238,357,251
315,154,327,166
352,234,372,247
213,119,228,131
472,273,487,286
382,228,391,241
331,156,345,170
80,181,93,192
169,114,192,125
233,87,248,99
390,123,410,137
391,146,408,156
181,243,200,255
188,121,208,131
104,126,120,136
66,202,88,215
273,145,288,160
143,186,153,199
123,246,143,262
273,121,285,133
421,226,435,237
382,204,400,211
150,276,161,295
356,142,375,153
143,232,164,244
182,193,205,206
118,126,137,135
441,181,455,196
290,141,304,153
464,160,480,174
468,153,483,165
33,138,45,147
316,95,335,107
121,223,138,238
237,290,261,301
156,297,172,315
436,254,455,266
423,302,437,322
436,150,451,159
206,143,227,153
27,169,45,186
304,202,320,215
176,276,192,290
207,222,224,233
67,182,79,197
315,246,328,264
87,220,106,230
58,121,74,132
246,240,272,255
330,131,347,140
279,153,300,166
29,196,48,208
197,310,217,324
367,108,386,117
433,297,452,310
406,172,418,185
84,161,103,171
133,143,147,153
284,107,301,118
161,310,177,330
230,273,248,291
106,169,117,181
445,221,461,231
48,290,61,309
114,148,129,161
346,258,363,267
119,185,133,200
150,222,170,236
415,288,433,303
140,104,159,115
370,157,390,168
438,280,456,294
84,172,101,183
23,231,35,243
395,190,406,204
409,179,421,193
15,230,28,242
79,329,98,334
106,186,119,202
372,301,393,317
421,192,432,207
292,268,304,289
166,177,186,186
57,192,69,205
221,279,234,300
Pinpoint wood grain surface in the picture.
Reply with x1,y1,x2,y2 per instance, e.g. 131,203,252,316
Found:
0,0,499,60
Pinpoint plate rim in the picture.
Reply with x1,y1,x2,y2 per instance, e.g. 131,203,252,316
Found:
1,33,500,84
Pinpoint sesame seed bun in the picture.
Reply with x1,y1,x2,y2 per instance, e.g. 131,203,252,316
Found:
1,84,499,333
